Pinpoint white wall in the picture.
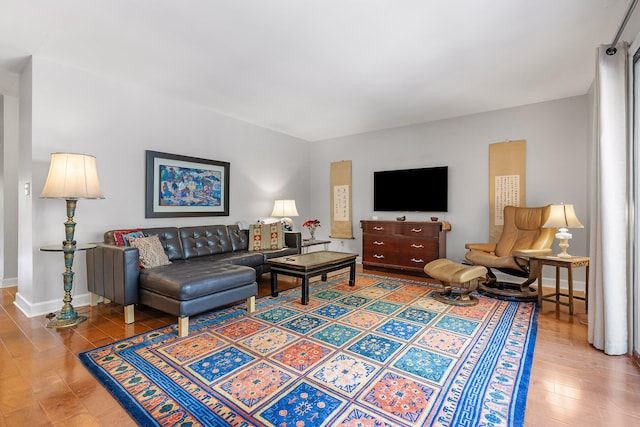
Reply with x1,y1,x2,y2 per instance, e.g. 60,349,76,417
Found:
0,96,3,281
309,96,589,282
14,56,311,316
16,60,33,310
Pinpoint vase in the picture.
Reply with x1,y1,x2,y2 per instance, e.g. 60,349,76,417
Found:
308,226,316,241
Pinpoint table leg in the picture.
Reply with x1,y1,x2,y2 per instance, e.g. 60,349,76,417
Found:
271,271,279,297
555,266,560,304
585,265,589,311
349,261,356,287
321,274,328,281
568,265,574,315
536,259,543,308
302,276,309,305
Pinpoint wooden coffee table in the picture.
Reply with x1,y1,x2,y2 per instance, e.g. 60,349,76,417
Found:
268,251,358,305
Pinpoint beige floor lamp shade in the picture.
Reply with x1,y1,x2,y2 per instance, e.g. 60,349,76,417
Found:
41,153,105,199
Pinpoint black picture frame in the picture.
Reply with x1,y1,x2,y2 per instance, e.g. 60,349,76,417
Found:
145,150,230,218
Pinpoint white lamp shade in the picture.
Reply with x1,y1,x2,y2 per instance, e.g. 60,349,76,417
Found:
41,153,105,199
271,199,299,217
543,204,584,229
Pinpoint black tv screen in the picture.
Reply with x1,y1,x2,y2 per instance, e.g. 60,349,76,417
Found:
374,166,448,212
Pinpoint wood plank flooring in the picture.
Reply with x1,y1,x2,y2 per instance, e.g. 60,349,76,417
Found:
1,268,639,426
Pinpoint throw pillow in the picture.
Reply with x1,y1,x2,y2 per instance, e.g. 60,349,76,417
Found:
129,234,172,268
113,229,144,246
249,222,284,251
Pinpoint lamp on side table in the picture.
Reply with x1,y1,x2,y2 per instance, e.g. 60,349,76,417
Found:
271,199,299,231
40,153,105,328
542,203,584,258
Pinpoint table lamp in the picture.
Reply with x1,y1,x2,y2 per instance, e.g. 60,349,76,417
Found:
41,153,105,328
542,203,584,258
271,199,299,231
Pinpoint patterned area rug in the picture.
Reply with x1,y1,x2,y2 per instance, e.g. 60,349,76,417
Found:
80,273,537,426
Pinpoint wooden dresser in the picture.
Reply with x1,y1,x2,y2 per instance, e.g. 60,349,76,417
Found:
361,220,450,276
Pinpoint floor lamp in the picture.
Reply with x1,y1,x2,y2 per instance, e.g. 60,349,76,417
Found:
41,153,104,328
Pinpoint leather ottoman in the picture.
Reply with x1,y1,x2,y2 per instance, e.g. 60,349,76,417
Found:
139,262,257,337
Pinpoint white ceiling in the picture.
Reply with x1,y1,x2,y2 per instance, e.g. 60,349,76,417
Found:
0,0,633,141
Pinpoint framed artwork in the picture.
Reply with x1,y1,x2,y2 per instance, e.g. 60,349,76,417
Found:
145,150,230,218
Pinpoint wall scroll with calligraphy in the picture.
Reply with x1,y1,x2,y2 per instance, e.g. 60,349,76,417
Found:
489,140,526,242
330,161,353,239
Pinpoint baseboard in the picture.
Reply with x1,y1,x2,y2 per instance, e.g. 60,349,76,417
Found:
494,271,586,293
13,291,92,318
540,274,587,293
633,349,640,368
0,277,18,288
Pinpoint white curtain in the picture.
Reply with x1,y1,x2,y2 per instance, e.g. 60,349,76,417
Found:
589,43,629,355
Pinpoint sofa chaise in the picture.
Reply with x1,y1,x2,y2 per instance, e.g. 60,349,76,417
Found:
86,224,301,336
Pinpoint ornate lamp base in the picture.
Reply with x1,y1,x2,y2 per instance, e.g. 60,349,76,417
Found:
43,199,90,330
47,314,87,328
555,229,573,258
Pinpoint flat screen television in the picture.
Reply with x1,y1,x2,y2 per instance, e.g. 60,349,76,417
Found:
373,166,448,212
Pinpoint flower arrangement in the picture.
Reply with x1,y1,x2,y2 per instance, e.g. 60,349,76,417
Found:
302,219,321,239
302,219,321,228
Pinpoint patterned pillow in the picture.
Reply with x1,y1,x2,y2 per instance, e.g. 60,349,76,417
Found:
249,222,284,251
129,235,172,268
113,229,144,246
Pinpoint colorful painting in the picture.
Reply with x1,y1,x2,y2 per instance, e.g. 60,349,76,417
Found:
145,150,230,217
158,164,221,207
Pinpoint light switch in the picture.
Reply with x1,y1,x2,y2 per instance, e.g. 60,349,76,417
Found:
24,182,30,196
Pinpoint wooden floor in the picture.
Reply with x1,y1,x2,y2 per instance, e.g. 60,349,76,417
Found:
1,268,639,426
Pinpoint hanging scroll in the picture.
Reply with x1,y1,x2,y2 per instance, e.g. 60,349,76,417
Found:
330,161,353,239
489,140,526,242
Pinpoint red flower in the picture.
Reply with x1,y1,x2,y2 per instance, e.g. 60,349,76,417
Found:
302,219,321,228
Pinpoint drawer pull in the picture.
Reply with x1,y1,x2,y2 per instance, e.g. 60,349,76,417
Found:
373,226,385,231
411,228,423,233
373,241,385,245
373,254,385,259
411,244,424,248
410,258,424,263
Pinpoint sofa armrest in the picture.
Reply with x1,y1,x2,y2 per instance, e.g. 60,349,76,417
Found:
285,232,302,253
86,243,140,306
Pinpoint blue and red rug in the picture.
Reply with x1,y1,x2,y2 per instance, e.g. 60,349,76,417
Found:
80,273,537,426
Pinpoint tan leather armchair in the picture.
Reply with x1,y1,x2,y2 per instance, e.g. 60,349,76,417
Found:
465,205,555,301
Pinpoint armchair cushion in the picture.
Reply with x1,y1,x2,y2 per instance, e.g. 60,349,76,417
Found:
465,250,523,271
494,206,555,256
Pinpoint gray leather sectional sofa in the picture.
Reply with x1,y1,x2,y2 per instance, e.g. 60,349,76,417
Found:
86,224,301,336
